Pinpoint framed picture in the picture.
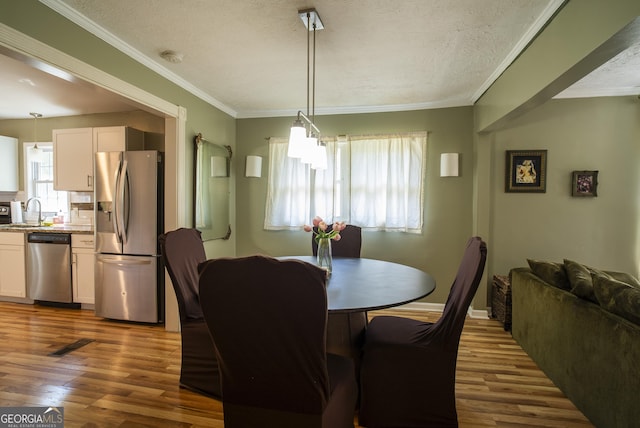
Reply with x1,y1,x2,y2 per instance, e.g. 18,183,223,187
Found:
505,150,547,193
572,170,598,197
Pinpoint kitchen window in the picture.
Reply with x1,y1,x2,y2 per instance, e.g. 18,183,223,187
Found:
24,142,68,214
265,131,426,232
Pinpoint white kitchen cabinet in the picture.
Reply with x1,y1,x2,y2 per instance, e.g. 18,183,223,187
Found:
72,233,95,305
53,128,95,191
54,127,145,191
0,135,19,192
94,126,144,152
0,232,26,298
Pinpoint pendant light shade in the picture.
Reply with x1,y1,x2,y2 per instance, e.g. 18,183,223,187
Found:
311,142,328,170
287,119,307,158
301,134,318,164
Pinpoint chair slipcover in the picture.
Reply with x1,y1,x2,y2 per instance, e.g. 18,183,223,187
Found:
312,224,362,258
359,236,487,428
158,228,221,399
199,255,358,428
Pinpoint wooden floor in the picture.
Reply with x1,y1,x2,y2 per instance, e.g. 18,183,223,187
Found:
0,302,593,427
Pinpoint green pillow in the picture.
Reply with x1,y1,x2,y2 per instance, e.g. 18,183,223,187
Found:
592,272,640,325
604,271,640,290
527,259,570,290
564,259,598,303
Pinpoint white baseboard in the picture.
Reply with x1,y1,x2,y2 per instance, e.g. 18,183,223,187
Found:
387,301,490,319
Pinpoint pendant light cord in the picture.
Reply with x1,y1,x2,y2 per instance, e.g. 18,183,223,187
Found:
30,112,42,150
305,12,318,134
312,20,316,126
306,12,311,129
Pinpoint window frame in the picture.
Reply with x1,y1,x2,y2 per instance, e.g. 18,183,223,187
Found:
23,142,68,215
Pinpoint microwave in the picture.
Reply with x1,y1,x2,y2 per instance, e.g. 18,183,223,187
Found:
0,202,11,224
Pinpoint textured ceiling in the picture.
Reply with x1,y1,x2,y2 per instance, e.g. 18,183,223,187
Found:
1,1,639,121
50,0,562,118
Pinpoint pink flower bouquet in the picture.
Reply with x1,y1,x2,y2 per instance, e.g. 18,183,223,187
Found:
304,216,346,243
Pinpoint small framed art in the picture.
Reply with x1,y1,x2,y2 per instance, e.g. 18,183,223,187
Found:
572,170,598,197
505,150,547,193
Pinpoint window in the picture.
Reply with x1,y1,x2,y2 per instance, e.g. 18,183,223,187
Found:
24,142,68,214
265,131,426,232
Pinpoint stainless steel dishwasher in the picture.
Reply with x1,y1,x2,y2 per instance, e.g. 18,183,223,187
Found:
27,232,73,304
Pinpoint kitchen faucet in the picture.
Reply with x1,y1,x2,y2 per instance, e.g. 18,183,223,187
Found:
26,197,43,226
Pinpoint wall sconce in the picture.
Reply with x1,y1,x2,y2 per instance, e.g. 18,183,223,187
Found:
440,153,459,177
245,155,262,178
211,156,227,177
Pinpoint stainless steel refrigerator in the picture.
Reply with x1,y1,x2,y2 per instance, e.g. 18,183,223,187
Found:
94,150,164,323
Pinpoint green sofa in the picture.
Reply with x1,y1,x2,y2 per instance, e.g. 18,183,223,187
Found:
510,266,640,428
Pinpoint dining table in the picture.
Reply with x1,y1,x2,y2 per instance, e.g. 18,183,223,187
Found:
278,256,436,360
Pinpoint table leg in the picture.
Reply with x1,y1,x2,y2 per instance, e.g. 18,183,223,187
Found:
326,311,367,361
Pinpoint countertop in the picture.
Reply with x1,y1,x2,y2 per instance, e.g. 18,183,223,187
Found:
0,224,94,234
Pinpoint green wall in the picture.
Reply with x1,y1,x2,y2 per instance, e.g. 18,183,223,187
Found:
237,96,640,309
3,1,640,313
236,108,476,304
475,0,640,132
489,96,640,278
0,0,237,259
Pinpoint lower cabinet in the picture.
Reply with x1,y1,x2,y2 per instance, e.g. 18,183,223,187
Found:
72,234,95,305
0,232,26,298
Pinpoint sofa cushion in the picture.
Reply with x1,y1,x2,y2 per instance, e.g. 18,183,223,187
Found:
592,272,640,325
564,259,598,303
527,259,570,290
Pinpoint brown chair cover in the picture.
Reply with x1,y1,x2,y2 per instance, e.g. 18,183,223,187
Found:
158,228,221,399
358,237,487,428
312,224,362,258
198,255,358,428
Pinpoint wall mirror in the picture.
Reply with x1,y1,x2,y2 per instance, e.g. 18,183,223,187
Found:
194,133,232,241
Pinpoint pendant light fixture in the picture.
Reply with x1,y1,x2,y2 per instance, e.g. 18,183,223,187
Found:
287,8,327,170
29,112,44,163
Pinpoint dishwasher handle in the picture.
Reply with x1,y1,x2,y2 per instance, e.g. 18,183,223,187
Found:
27,233,71,244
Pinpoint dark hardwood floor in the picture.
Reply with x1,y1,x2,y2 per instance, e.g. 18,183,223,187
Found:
0,302,593,427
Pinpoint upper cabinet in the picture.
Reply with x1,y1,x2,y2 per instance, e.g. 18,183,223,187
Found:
0,135,19,192
94,126,144,152
53,127,95,191
53,126,145,191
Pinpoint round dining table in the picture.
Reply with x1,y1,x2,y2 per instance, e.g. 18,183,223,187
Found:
278,256,436,360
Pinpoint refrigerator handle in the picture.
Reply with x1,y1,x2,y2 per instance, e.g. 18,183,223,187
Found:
120,159,131,244
115,159,128,244
113,159,122,243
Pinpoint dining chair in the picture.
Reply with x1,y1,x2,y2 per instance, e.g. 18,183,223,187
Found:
312,224,362,258
158,228,221,399
358,236,487,428
198,255,358,428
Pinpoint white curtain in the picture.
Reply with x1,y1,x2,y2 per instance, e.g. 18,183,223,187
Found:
264,132,426,232
195,141,205,228
350,132,426,232
264,138,311,229
311,137,339,221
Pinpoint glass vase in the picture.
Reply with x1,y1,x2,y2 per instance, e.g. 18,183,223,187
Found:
317,237,332,274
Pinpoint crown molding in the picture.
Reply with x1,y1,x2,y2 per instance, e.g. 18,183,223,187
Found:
237,97,474,119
